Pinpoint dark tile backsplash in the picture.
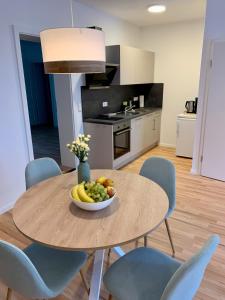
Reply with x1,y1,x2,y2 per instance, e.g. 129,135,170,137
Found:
81,83,164,119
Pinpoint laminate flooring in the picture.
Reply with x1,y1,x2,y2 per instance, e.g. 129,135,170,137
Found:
0,147,225,300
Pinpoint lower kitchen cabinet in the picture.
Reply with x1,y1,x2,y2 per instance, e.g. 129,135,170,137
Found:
152,112,161,144
131,116,145,154
84,110,161,170
131,111,161,157
143,114,154,148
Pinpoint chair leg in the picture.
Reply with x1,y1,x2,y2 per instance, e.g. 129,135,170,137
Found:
108,248,112,258
80,270,90,295
108,294,113,300
107,248,112,267
6,288,12,300
144,235,148,247
165,219,175,257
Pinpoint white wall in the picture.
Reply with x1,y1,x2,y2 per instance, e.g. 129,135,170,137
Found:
73,1,141,47
0,0,72,213
70,1,141,158
192,0,225,174
0,0,141,212
140,20,204,147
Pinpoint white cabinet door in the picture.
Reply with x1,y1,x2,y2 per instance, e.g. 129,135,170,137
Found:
131,117,145,155
201,40,225,181
138,50,154,84
153,113,161,144
143,114,154,148
120,46,136,85
176,118,196,158
120,46,154,85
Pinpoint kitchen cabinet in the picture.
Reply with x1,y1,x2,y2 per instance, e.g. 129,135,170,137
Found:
131,116,145,155
131,112,161,157
85,111,161,170
152,112,161,144
143,114,154,148
106,45,154,85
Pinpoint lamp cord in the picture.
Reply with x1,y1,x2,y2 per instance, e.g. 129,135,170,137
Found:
70,0,74,27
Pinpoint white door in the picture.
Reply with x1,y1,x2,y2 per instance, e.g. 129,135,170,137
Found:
201,40,225,181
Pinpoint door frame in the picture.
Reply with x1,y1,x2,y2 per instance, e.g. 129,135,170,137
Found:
200,39,225,178
13,24,76,166
191,39,214,175
13,24,36,162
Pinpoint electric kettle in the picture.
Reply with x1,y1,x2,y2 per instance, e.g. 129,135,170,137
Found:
185,101,195,113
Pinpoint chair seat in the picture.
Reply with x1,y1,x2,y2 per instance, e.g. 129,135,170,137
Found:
24,243,87,295
104,247,181,300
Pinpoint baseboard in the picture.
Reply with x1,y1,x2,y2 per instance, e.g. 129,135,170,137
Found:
191,167,200,175
159,143,176,149
0,202,14,215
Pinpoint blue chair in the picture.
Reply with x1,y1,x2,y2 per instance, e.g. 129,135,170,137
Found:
25,157,62,189
139,157,176,256
104,235,220,300
0,240,87,299
4,157,89,298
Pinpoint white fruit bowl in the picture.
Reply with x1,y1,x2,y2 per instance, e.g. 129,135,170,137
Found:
70,190,116,211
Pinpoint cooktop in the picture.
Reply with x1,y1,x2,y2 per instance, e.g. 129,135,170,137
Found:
95,115,124,121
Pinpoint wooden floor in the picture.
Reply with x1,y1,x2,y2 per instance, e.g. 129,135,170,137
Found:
1,146,225,300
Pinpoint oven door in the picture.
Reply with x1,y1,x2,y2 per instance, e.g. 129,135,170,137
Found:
113,127,131,159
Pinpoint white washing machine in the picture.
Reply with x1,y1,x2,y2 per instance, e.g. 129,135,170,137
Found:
176,113,196,158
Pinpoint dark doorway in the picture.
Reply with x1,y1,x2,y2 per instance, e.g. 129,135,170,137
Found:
20,37,61,165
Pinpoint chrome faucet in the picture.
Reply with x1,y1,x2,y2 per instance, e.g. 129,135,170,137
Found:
124,105,135,114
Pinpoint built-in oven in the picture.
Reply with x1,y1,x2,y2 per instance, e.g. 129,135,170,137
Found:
113,120,131,159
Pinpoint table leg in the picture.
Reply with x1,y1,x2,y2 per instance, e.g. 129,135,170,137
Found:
89,249,105,300
112,246,125,257
89,247,124,300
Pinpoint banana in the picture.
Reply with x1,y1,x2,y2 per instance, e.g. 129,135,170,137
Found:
77,183,95,203
71,185,81,201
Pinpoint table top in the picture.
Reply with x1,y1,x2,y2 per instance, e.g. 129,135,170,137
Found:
13,170,169,251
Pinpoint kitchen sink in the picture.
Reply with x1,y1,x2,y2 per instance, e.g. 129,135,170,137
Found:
125,111,140,115
116,111,141,117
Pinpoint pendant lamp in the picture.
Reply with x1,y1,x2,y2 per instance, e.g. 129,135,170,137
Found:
40,1,106,74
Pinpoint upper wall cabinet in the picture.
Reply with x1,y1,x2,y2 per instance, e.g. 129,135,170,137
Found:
106,45,155,85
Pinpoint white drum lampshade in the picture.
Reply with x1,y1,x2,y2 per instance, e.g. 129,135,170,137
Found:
40,27,106,74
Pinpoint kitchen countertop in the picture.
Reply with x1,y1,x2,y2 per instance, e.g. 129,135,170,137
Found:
84,107,162,125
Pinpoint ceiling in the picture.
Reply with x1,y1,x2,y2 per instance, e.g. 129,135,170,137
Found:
77,0,206,27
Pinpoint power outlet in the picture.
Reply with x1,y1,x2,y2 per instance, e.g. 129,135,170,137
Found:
102,101,108,107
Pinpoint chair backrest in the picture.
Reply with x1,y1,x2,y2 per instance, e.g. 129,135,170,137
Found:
25,157,62,189
161,235,220,300
0,240,53,298
140,157,176,212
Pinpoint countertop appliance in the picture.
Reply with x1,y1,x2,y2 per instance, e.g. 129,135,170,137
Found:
185,101,195,113
185,97,198,113
176,113,196,158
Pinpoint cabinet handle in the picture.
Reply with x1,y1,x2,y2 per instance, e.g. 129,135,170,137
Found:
115,128,131,136
153,119,156,130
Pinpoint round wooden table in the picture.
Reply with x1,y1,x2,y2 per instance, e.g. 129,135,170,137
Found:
13,169,169,300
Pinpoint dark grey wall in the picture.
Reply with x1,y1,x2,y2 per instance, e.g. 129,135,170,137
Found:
81,83,164,119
